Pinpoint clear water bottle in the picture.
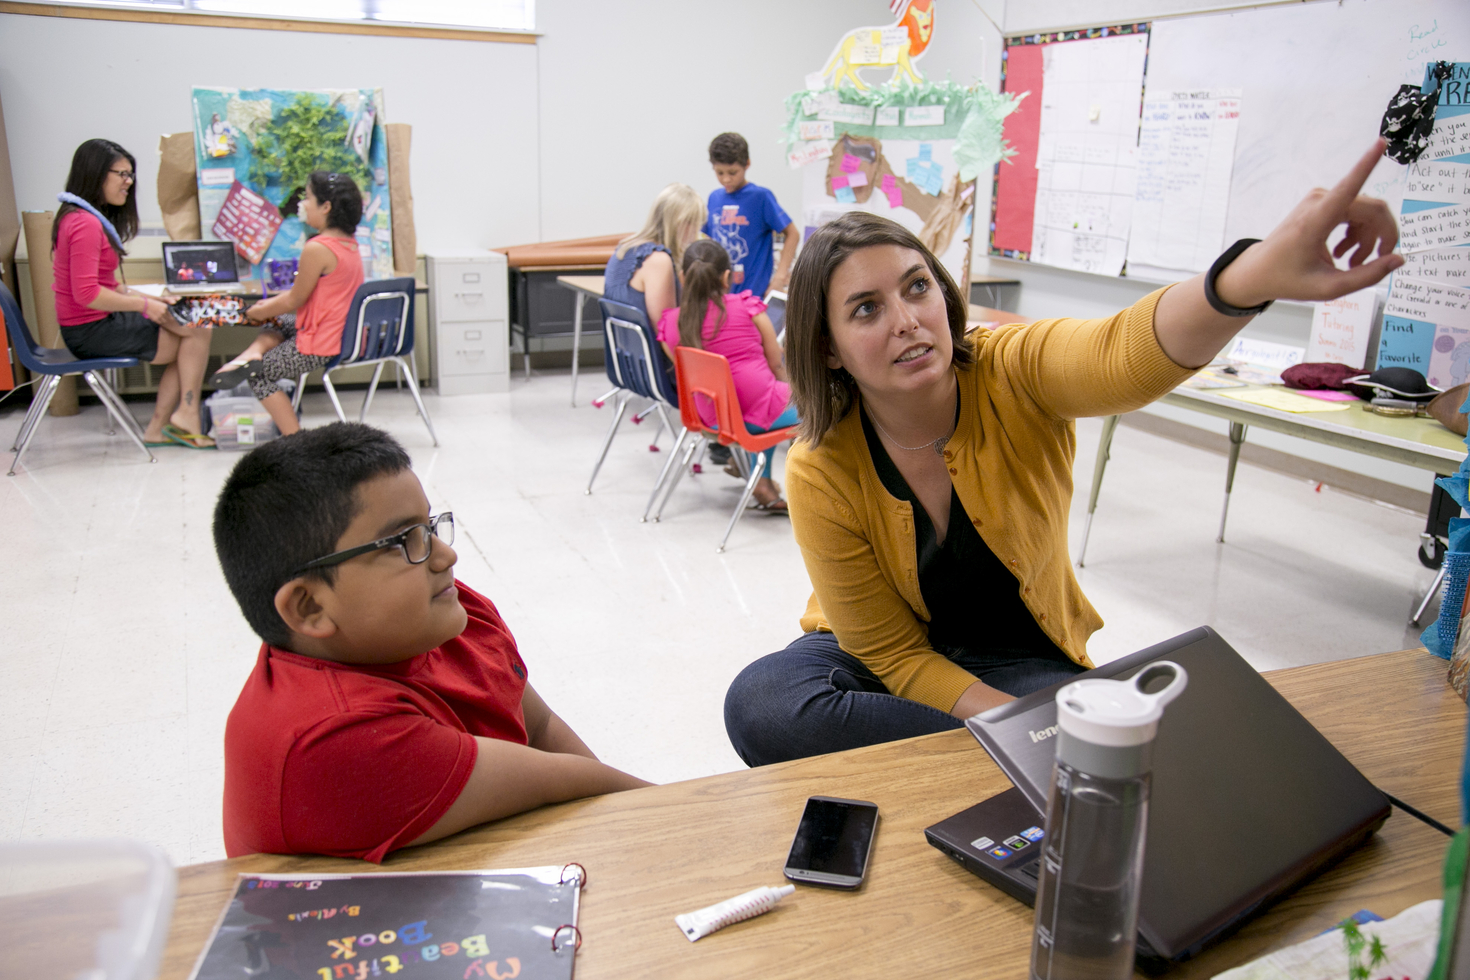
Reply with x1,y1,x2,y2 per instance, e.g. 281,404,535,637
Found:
1030,661,1188,980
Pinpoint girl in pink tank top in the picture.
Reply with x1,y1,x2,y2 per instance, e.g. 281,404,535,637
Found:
212,171,366,436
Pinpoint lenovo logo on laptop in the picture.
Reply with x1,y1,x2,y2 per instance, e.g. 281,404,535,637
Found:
1027,725,1058,744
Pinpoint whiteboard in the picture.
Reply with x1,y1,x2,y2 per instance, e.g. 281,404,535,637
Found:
1128,0,1468,281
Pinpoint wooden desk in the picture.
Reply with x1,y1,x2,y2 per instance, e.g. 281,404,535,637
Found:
1078,383,1469,569
159,649,1462,980
556,274,606,407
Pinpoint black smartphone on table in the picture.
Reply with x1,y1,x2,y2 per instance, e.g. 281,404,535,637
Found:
783,795,880,890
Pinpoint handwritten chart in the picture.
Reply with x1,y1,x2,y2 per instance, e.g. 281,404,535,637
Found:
1026,32,1150,276
1127,90,1241,273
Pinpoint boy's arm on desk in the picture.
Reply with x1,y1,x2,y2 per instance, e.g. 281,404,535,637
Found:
406,683,652,847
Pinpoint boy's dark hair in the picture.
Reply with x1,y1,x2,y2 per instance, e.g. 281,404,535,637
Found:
709,132,750,167
52,138,139,256
213,423,412,648
308,171,363,234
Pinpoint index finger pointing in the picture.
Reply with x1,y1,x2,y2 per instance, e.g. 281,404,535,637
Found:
1324,138,1389,211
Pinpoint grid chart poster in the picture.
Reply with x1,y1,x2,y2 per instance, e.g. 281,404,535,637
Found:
1127,89,1241,274
189,869,580,980
990,24,1150,276
190,87,394,282
1377,63,1470,383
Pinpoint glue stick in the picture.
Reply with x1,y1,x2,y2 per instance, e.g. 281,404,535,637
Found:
675,884,796,942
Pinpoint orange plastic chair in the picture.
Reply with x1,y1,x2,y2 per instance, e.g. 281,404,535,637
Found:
649,346,798,552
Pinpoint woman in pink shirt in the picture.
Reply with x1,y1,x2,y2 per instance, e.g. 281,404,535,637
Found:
52,139,215,447
657,239,796,512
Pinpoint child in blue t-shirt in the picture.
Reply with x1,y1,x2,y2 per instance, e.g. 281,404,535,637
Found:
706,132,798,300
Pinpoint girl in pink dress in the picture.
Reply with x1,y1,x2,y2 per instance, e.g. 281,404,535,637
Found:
656,239,796,512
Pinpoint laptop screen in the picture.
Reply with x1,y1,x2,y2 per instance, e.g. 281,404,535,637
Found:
162,241,239,285
765,290,787,342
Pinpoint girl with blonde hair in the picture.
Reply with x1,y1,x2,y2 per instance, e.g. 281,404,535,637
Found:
604,183,706,327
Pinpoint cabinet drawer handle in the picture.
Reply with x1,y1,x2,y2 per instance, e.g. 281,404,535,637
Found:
456,349,486,360
463,329,483,340
462,272,481,283
453,291,485,300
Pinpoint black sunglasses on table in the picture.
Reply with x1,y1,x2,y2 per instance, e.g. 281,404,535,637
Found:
293,512,455,575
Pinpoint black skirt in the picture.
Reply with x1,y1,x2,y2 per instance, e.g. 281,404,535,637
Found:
61,310,159,363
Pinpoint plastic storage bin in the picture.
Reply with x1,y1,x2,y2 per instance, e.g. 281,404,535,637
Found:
206,384,278,451
0,838,176,980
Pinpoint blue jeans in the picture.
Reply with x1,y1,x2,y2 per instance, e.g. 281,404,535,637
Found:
723,630,1087,767
744,403,799,478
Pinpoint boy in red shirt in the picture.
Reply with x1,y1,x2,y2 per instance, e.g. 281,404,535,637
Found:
214,423,649,861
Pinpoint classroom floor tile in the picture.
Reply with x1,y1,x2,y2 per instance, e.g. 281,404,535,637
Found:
0,368,1443,867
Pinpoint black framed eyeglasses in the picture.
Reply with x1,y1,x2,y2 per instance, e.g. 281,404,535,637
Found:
109,168,136,182
293,512,454,575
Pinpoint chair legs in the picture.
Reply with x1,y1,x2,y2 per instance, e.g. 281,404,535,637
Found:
586,393,630,494
8,372,154,476
642,427,689,522
321,371,349,423
718,449,768,553
359,363,387,422
82,371,154,464
395,357,439,447
290,373,309,413
9,375,60,475
651,433,704,522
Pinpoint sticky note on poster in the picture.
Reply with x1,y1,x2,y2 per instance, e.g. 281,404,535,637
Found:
840,154,862,174
831,174,850,190
1399,205,1470,252
1399,247,1470,287
799,120,835,141
905,106,945,127
787,139,833,169
212,181,283,265
875,106,901,127
835,187,857,204
851,41,883,65
1386,275,1470,329
1404,159,1470,206
881,173,903,209
906,155,944,196
847,172,868,188
1377,313,1436,370
881,26,908,45
819,102,877,126
1429,115,1470,162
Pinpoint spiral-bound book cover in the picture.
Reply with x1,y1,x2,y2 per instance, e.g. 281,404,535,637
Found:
188,866,583,980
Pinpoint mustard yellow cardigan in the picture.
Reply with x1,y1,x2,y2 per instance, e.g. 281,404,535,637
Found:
786,287,1195,713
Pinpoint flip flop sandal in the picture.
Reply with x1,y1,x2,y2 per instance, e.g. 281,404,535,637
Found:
143,440,176,448
750,496,789,514
211,359,262,388
162,423,216,450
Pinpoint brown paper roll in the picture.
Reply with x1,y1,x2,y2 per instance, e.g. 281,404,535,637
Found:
21,210,77,415
157,132,200,241
385,123,417,275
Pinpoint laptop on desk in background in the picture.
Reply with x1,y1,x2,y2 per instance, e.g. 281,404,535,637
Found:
925,627,1391,967
161,240,244,295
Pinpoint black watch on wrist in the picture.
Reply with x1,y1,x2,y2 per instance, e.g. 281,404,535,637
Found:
1204,238,1272,317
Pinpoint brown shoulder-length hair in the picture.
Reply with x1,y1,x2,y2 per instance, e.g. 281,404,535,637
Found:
786,212,972,445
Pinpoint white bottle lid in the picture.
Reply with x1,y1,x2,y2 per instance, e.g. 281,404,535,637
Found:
1055,661,1188,748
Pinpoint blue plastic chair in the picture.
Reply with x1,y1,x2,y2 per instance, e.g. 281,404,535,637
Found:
2,280,154,476
585,298,680,498
289,277,437,445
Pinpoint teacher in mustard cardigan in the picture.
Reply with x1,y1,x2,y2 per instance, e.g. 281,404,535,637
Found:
723,140,1405,767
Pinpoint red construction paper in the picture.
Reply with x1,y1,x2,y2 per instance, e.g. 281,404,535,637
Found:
992,42,1043,254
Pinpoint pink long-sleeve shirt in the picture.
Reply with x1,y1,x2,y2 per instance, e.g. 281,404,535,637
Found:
53,210,118,327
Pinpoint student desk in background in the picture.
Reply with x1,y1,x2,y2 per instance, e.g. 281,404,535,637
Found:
556,274,606,407
1078,385,1469,571
157,649,1462,980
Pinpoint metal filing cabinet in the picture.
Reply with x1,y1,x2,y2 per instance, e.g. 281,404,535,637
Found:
428,251,510,394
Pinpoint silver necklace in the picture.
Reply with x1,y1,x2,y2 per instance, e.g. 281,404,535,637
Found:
868,412,953,456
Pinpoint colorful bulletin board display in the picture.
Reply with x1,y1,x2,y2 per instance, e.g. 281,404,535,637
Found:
188,867,583,980
190,87,394,282
990,24,1151,277
1376,63,1470,387
783,0,1022,287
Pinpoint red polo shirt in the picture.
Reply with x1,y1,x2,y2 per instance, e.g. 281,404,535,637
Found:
222,581,528,863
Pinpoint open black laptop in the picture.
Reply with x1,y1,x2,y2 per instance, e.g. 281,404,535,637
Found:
926,627,1390,966
161,240,243,294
